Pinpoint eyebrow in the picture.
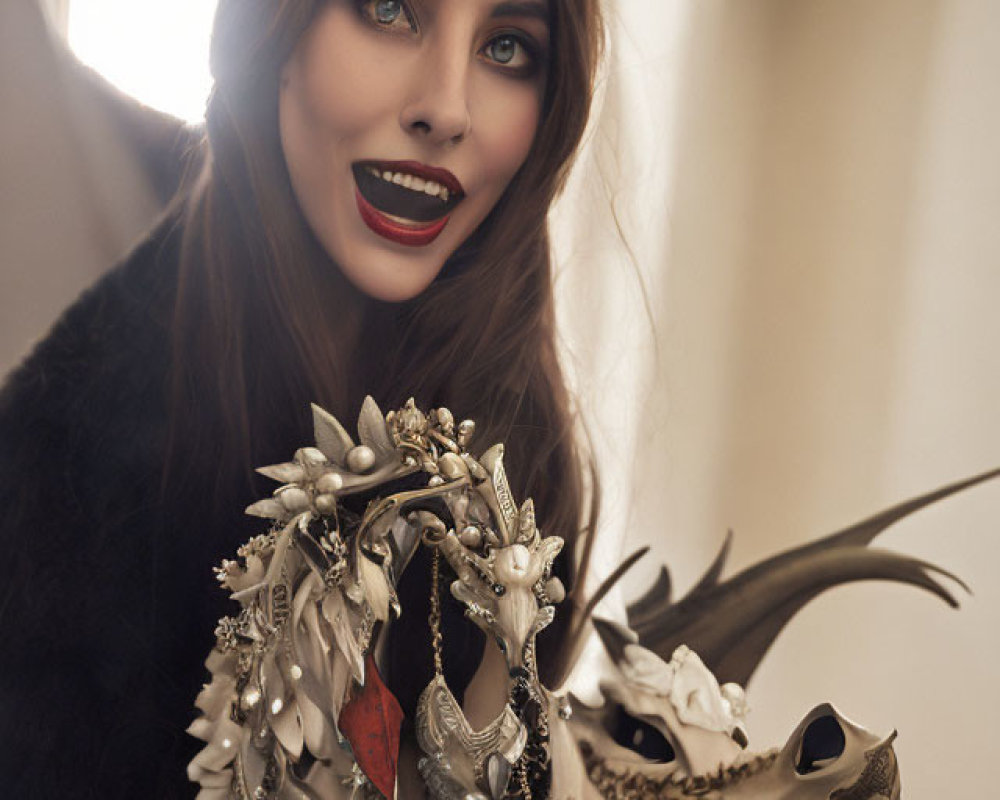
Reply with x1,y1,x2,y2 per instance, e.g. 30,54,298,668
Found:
489,1,550,24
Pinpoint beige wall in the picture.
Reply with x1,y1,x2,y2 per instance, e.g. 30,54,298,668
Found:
556,1,999,796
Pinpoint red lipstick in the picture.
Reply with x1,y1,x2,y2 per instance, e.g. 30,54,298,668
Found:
355,188,450,247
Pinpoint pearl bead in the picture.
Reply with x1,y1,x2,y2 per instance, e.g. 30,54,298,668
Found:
346,445,376,473
545,577,566,604
316,471,343,494
457,419,475,447
314,494,336,514
459,525,483,548
279,487,309,512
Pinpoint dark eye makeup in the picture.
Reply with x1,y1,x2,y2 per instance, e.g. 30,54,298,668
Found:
356,0,548,80
356,0,417,33
480,30,546,78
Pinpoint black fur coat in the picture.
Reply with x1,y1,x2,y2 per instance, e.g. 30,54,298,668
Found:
0,213,482,799
0,215,265,798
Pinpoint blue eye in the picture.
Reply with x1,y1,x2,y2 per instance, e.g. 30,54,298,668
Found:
488,36,519,65
481,33,541,76
360,0,416,32
375,0,401,24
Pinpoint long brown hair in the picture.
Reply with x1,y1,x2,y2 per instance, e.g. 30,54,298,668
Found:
170,0,603,684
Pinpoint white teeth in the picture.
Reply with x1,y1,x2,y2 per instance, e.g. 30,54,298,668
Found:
365,167,455,202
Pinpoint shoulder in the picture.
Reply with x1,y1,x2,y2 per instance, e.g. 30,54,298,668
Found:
2,210,181,397
0,211,183,504
9,211,179,375
0,213,198,791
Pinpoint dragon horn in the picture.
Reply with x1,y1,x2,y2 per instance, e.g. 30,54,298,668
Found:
591,616,639,665
548,547,649,690
627,467,1000,687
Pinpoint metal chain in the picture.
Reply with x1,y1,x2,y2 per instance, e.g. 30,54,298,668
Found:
429,548,444,676
516,759,532,800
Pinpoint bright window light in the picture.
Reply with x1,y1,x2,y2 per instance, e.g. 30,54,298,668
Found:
67,0,219,122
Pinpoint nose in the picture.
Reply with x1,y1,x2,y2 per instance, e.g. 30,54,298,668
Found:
399,45,472,146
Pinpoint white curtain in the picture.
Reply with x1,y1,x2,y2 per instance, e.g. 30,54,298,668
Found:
555,1,1000,796
2,1,998,795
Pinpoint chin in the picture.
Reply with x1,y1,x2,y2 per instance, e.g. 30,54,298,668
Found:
350,274,435,304
331,246,445,304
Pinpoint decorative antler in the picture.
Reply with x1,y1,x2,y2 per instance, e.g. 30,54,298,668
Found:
626,467,1000,686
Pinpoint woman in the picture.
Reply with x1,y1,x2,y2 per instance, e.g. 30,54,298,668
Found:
0,0,602,797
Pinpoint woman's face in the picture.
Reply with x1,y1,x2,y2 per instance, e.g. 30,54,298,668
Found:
279,0,551,302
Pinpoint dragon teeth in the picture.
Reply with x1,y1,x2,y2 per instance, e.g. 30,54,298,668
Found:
366,166,451,202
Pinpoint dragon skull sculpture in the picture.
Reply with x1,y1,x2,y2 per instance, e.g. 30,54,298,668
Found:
543,467,1000,799
557,620,900,799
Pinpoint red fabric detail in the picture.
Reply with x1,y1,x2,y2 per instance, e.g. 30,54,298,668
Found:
337,653,404,799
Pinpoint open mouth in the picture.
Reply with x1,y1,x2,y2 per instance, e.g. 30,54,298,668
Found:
352,160,465,247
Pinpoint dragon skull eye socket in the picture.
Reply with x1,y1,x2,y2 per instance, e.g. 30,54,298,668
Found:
795,714,846,775
609,707,676,764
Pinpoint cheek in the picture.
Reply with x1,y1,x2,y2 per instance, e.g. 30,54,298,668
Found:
285,45,384,146
282,7,412,161
472,84,543,184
